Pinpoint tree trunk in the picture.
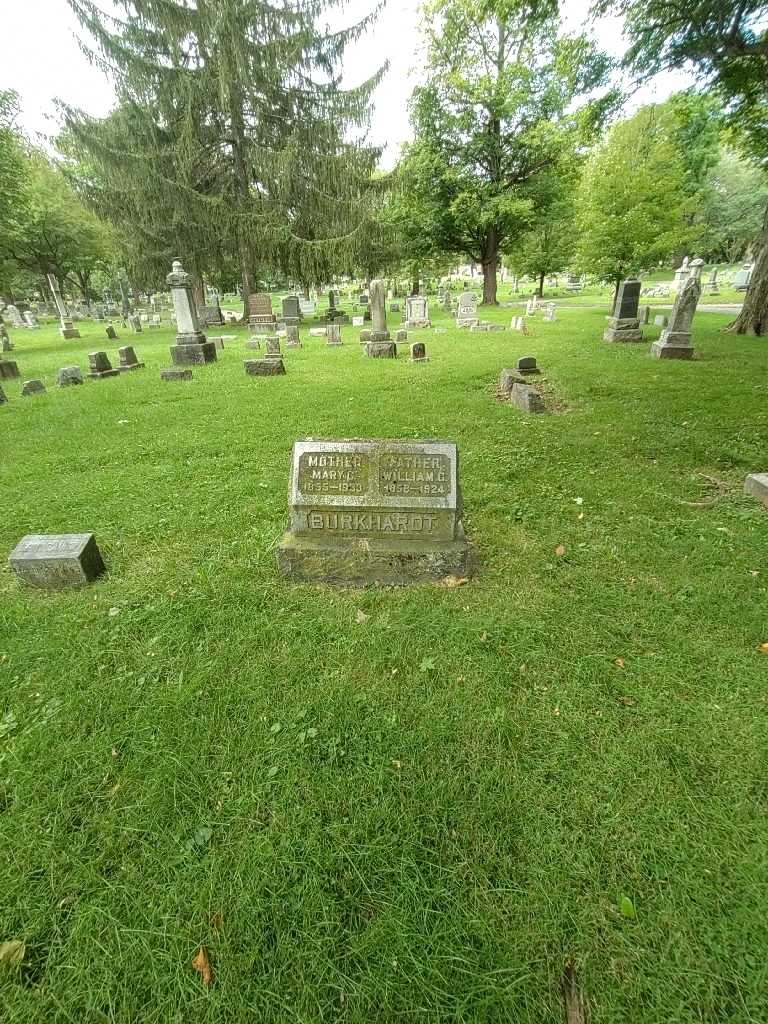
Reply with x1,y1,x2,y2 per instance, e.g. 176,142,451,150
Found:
229,93,257,321
302,283,310,299
728,200,768,335
538,270,545,298
481,231,499,306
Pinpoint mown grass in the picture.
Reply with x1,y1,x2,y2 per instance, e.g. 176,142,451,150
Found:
1,304,767,1023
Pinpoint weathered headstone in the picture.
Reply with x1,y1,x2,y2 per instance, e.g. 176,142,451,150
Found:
525,297,538,316
23,311,39,329
499,369,523,395
642,305,651,324
456,292,479,328
673,256,690,291
118,346,145,371
326,324,342,346
516,356,540,375
744,474,768,508
360,329,372,344
543,302,556,323
168,260,217,365
281,295,301,326
246,335,262,349
46,274,81,339
299,298,316,317
0,359,20,380
87,352,120,379
654,314,669,328
705,269,720,294
277,439,472,585
201,303,224,326
9,533,106,589
161,367,193,381
352,316,365,327
309,327,327,338
409,341,428,362
248,292,277,331
129,315,143,333
285,325,302,348
405,295,431,329
603,278,643,342
510,382,545,414
651,258,703,360
244,358,286,376
733,264,753,291
369,279,390,342
21,379,46,396
365,341,397,358
106,323,119,340
265,337,282,359
57,366,84,387
511,316,525,331
6,305,24,328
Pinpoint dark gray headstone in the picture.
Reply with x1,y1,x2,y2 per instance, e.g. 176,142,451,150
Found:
365,341,397,358
613,279,641,321
88,352,120,379
409,342,428,362
0,361,20,380
161,367,193,381
282,295,300,319
106,324,119,340
244,358,286,376
57,366,84,387
516,356,539,374
118,346,144,371
21,379,46,396
9,533,106,589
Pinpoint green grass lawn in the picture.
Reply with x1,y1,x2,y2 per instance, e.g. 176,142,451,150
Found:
1,305,767,1022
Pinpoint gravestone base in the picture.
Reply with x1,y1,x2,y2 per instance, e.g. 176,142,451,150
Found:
603,317,643,343
651,331,694,360
370,330,391,343
277,531,472,587
171,337,217,365
281,317,301,328
249,315,277,331
60,327,81,340
245,358,285,376
405,319,431,330
161,368,193,381
0,361,20,380
87,367,120,379
744,474,768,508
365,341,397,358
458,318,480,329
118,361,145,372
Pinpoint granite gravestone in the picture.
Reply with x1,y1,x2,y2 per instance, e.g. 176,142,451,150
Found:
510,383,545,414
161,367,193,381
369,279,390,342
21,379,46,396
651,259,704,360
118,346,145,371
0,385,7,404
277,439,472,585
456,292,479,328
9,533,106,589
0,356,20,380
733,264,753,291
603,279,643,342
245,358,285,376
326,324,343,346
168,260,217,365
248,293,277,330
281,295,301,326
409,341,428,362
106,324,119,340
745,474,768,508
46,274,81,340
88,352,120,379
405,296,431,329
285,325,302,348
57,366,84,387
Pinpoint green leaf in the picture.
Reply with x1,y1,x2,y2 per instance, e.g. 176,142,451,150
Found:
619,895,636,919
270,722,282,734
420,657,436,672
266,765,279,778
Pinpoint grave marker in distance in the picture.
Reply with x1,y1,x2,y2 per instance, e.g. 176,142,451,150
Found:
9,533,106,589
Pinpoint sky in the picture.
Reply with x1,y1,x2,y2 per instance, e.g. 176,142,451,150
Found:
2,0,697,167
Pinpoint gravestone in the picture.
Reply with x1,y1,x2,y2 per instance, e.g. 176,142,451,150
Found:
281,295,301,326
161,367,193,381
390,302,401,313
149,313,162,327
248,292,277,330
642,306,651,325
395,329,408,343
360,329,372,344
651,258,703,360
246,336,263,349
733,264,753,291
603,278,643,342
405,295,431,329
309,328,327,338
118,346,145,371
299,298,316,317
705,269,720,294
369,279,390,342
526,297,538,316
6,304,24,328
409,341,428,362
21,379,46,396
201,303,224,326
265,337,282,359
285,325,302,348
543,302,556,323
57,366,84,387
510,383,545,414
168,260,217,365
9,534,106,589
654,314,669,328
511,316,524,331
516,356,540,375
277,439,472,585
744,474,768,509
23,311,39,329
499,369,523,395
365,341,397,358
106,324,119,340
352,316,365,327
673,256,690,291
46,274,81,339
0,385,7,404
87,352,120,379
129,315,143,333
244,358,285,376
326,324,342,346
456,292,479,328
0,359,20,380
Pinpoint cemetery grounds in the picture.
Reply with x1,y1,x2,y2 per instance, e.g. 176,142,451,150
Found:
1,298,767,1022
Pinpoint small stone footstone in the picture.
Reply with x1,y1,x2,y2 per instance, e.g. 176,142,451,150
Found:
285,326,302,348
603,278,643,342
88,352,120,379
277,439,473,586
246,337,262,349
57,366,84,387
744,474,768,508
161,367,193,381
118,346,145,371
470,324,489,333
309,328,327,338
21,379,46,397
395,329,407,344
654,315,669,328
0,385,8,404
0,360,21,380
106,324,119,340
499,369,525,395
409,342,428,362
9,533,106,590
326,325,342,346
265,338,282,359
511,383,545,413
365,341,397,358
516,356,540,375
244,358,285,376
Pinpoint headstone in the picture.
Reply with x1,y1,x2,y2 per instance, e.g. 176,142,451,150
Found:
705,269,720,294
499,369,522,395
244,358,286,376
395,329,408,343
654,315,669,328
516,356,540,375
21,379,46,396
128,315,143,333
390,302,401,313
118,346,145,371
642,305,651,324
733,264,753,291
456,292,479,328
365,341,397,358
326,324,342,346
246,336,263,350
6,305,24,328
167,260,217,365
201,303,224,326
87,351,120,379
0,385,7,404
106,323,119,340
525,297,538,316
405,295,431,329
673,256,690,291
651,258,704,360
46,275,81,340
9,533,106,589
208,336,225,351
57,366,84,387
744,474,768,508
281,295,301,326
160,367,193,381
603,279,643,342
285,325,302,348
352,316,365,327
276,439,472,585
265,337,282,360
299,298,317,317
409,341,428,362
309,328,327,338
0,359,20,380
23,311,39,329
248,292,277,331
360,329,372,344
369,279,390,341
543,302,556,323
149,313,162,327
510,382,545,414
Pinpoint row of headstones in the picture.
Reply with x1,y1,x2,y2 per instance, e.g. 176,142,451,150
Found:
0,348,145,402
604,267,704,359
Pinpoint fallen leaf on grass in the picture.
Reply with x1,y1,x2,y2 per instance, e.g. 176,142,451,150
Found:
618,895,636,919
355,609,369,624
614,658,625,669
617,696,636,707
555,545,566,557
561,961,585,1024
759,643,768,654
439,575,469,588
192,945,214,986
0,940,25,967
